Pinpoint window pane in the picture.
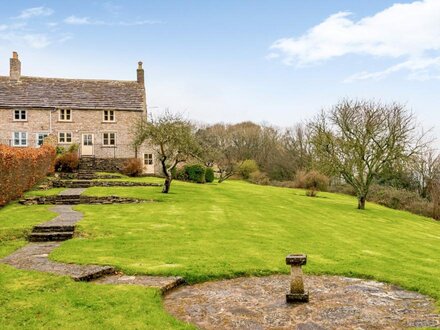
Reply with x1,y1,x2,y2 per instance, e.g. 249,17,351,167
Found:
144,154,153,165
21,111,26,120
14,132,19,145
67,133,72,142
66,110,71,120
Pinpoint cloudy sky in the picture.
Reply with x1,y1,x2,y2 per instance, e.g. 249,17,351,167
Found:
0,0,439,139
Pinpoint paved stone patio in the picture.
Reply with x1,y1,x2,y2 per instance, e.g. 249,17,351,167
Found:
164,275,440,329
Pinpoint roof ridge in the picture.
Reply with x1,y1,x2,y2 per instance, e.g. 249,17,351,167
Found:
0,75,139,84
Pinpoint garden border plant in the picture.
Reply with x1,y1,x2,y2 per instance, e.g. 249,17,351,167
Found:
0,144,56,206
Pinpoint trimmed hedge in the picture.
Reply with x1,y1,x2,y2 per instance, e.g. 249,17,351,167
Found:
205,167,215,183
0,144,56,206
185,164,206,183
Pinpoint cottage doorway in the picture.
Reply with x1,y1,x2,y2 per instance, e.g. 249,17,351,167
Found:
81,133,94,156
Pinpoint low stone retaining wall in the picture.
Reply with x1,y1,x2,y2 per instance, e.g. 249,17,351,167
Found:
53,180,162,188
58,173,123,180
93,158,131,172
20,195,151,205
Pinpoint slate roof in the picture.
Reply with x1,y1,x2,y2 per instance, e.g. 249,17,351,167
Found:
0,76,145,111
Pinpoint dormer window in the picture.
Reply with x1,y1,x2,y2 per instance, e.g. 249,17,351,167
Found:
103,110,115,122
59,109,72,121
13,109,27,121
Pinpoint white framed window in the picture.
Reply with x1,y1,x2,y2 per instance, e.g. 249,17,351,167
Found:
36,133,49,147
103,132,116,146
144,153,153,165
59,109,72,121
58,132,72,143
12,132,28,146
103,110,115,122
13,109,27,121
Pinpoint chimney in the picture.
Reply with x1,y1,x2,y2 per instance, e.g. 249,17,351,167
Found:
10,51,21,81
137,61,144,85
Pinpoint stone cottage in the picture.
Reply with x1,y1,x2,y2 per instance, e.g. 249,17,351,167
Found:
0,52,158,174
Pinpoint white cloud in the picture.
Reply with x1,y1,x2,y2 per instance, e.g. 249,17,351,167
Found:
0,31,52,49
269,0,440,80
15,6,54,19
345,57,440,82
64,16,95,25
0,22,68,49
64,15,162,26
21,34,51,48
118,20,162,26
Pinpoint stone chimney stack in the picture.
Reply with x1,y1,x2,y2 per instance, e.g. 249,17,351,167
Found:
10,51,21,81
137,61,144,85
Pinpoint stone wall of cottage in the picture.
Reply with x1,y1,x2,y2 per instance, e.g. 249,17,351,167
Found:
0,107,161,174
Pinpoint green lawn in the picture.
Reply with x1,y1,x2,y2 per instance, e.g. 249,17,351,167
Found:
92,175,164,184
0,203,192,330
25,188,66,197
57,181,440,307
0,203,56,257
1,179,439,328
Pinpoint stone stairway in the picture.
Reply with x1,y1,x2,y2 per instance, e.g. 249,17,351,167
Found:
28,192,84,242
77,157,96,180
59,180,92,188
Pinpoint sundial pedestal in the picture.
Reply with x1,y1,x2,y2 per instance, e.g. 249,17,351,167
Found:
286,254,309,303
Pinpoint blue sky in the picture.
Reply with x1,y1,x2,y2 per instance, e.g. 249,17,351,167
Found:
0,0,438,140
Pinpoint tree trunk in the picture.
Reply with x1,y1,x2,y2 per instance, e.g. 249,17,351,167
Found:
162,176,171,193
160,158,172,193
358,196,366,210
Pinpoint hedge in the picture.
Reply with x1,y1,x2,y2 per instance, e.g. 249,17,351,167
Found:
185,164,206,183
0,144,56,206
205,167,215,183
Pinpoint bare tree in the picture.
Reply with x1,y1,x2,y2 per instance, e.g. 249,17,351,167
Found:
282,123,313,174
411,148,439,197
310,99,428,209
134,111,200,193
196,124,241,183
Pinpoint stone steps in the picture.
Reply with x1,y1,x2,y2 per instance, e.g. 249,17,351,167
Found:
54,199,81,205
33,225,75,232
28,231,74,242
73,266,116,282
77,173,95,180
